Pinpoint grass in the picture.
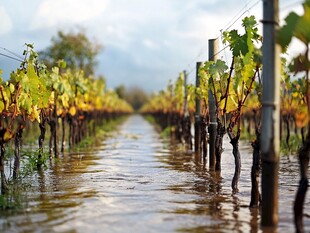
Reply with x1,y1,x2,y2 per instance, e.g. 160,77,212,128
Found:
0,189,23,211
20,149,50,177
75,116,127,149
240,126,303,155
143,115,172,139
144,115,156,124
160,126,173,138
280,134,303,155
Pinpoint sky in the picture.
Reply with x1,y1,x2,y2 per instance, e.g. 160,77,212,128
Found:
0,0,304,93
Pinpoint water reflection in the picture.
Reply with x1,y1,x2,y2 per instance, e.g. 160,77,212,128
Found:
0,115,309,233
158,137,309,233
0,152,97,232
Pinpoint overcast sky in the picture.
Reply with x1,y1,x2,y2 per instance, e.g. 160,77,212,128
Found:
0,0,303,92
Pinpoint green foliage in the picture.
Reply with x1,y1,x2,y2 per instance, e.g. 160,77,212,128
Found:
0,42,133,195
223,16,261,57
75,117,127,150
144,115,156,124
201,59,229,111
278,0,310,49
280,134,303,155
0,191,23,210
160,126,172,138
278,13,300,51
40,30,102,76
174,73,185,113
140,74,188,115
116,86,149,111
20,149,49,176
278,0,310,131
278,0,310,73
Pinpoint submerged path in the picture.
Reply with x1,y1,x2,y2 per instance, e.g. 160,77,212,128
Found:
0,115,309,232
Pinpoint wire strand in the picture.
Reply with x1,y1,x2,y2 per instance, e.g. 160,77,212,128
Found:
209,45,230,61
0,52,24,63
220,0,259,32
182,0,263,87
0,47,24,60
221,0,262,33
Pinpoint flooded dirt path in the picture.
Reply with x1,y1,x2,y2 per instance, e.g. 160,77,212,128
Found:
0,115,309,232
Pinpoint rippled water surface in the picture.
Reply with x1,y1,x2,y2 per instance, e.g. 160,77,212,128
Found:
0,115,309,232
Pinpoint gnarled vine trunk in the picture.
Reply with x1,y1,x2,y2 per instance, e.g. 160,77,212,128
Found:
284,115,290,148
215,118,225,171
13,123,24,179
0,142,8,194
294,132,310,233
228,130,241,193
61,116,66,152
183,116,192,150
201,116,208,161
38,114,47,167
49,117,59,158
250,130,261,207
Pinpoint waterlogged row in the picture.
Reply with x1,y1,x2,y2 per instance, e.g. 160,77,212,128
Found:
141,4,310,231
0,44,133,193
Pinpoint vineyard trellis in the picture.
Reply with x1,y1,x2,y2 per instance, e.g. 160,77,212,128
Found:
141,0,310,231
0,44,133,194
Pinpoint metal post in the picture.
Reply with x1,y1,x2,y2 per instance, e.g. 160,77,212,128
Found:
195,62,202,153
261,0,280,227
208,38,219,170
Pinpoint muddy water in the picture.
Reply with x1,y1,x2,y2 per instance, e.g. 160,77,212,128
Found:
0,115,309,232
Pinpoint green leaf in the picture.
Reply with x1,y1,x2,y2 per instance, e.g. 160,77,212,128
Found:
289,54,310,73
277,12,299,50
242,15,256,29
294,3,310,44
57,59,67,69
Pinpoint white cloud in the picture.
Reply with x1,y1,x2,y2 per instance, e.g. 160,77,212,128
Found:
142,39,159,50
32,0,109,29
5,0,303,92
0,6,12,35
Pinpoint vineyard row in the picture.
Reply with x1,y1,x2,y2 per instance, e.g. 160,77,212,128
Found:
141,2,310,230
0,44,133,194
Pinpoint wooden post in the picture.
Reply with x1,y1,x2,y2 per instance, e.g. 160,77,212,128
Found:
183,70,188,118
208,38,219,170
182,70,189,147
261,0,280,227
195,62,202,153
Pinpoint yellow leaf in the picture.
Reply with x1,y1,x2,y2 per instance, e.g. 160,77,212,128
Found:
9,83,15,93
69,106,76,116
292,92,299,98
226,95,238,113
28,106,40,123
295,109,308,128
0,101,4,112
57,108,64,116
3,129,13,142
